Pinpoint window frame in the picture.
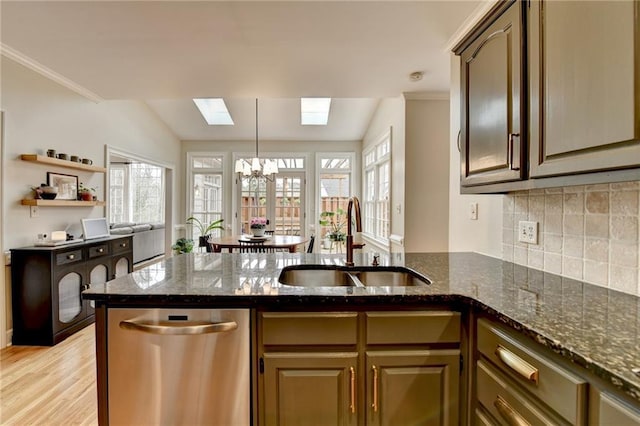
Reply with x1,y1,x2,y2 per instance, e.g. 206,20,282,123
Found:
186,152,227,240
316,152,356,240
362,129,391,245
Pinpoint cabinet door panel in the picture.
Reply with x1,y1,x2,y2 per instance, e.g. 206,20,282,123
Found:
57,271,83,324
366,350,460,426
529,0,640,177
460,1,525,186
263,352,357,426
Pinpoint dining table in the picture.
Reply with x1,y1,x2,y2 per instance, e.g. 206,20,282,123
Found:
208,235,309,253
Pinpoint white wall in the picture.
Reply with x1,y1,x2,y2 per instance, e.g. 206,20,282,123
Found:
362,97,405,250
1,57,181,249
448,54,503,258
405,98,450,252
1,57,181,346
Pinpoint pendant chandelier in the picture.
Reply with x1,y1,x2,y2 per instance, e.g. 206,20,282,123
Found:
235,99,279,182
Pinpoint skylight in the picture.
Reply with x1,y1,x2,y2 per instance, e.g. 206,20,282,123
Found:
301,97,331,125
193,98,234,125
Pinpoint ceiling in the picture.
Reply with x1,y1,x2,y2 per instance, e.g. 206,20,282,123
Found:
1,1,481,141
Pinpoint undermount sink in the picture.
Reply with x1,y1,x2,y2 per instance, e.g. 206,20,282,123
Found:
349,269,430,287
278,266,430,287
278,267,356,287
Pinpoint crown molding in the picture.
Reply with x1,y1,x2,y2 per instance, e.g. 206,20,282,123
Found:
403,91,449,101
1,43,103,103
443,0,497,53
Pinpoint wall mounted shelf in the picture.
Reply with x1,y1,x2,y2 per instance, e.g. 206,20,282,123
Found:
21,199,106,207
21,154,107,173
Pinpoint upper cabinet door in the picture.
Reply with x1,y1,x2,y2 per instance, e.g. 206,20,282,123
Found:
459,1,526,187
529,0,640,177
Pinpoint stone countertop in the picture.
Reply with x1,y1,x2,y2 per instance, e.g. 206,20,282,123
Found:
84,251,640,402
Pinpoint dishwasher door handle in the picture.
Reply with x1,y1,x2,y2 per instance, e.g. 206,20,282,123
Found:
119,319,238,335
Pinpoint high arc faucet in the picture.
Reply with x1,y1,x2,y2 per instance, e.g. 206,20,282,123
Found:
345,196,362,266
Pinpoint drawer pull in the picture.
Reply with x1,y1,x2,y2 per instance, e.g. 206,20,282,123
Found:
67,254,75,260
119,243,127,248
494,395,531,426
496,345,539,385
97,248,104,253
372,365,379,412
349,366,356,414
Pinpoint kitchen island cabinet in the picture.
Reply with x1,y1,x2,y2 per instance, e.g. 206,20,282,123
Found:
84,252,640,425
259,310,461,425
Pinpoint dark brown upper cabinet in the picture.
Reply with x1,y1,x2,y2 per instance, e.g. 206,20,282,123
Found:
528,0,640,178
455,0,526,187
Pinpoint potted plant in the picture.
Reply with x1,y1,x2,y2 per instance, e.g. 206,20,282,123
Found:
78,182,96,201
171,238,194,254
250,217,267,237
186,216,224,250
319,209,347,245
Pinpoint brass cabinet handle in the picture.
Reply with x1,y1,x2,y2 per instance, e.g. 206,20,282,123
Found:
349,366,356,414
494,395,531,426
495,345,539,384
508,133,521,171
120,320,237,335
372,365,379,412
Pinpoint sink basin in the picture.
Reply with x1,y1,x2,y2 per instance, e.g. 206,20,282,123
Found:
350,269,430,286
278,266,429,287
278,267,357,287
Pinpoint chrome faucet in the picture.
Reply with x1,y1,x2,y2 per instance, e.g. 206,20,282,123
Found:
345,196,362,267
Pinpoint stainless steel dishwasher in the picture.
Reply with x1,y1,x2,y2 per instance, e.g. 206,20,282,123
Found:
107,308,250,426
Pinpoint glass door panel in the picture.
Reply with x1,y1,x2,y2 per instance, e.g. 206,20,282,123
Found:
275,175,303,235
58,272,82,323
239,178,268,234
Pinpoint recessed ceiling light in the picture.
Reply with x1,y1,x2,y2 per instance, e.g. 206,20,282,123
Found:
193,98,234,125
301,98,331,125
409,71,424,82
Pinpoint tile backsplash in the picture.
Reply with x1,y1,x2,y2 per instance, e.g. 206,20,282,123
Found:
503,182,640,295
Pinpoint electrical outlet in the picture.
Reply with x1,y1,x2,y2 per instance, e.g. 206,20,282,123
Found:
518,221,538,244
30,206,39,218
4,251,11,266
469,202,478,220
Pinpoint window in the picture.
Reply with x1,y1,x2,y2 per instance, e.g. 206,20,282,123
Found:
363,130,391,242
188,154,224,240
317,154,354,247
236,156,306,235
109,162,165,224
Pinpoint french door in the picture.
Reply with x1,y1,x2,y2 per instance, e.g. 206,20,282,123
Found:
237,172,305,236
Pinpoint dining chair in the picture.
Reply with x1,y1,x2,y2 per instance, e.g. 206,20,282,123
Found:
306,235,315,253
237,240,277,253
264,230,275,236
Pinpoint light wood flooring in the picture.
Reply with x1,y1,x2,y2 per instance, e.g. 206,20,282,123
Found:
0,325,97,425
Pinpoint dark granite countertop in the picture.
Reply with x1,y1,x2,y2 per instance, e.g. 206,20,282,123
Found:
84,251,640,403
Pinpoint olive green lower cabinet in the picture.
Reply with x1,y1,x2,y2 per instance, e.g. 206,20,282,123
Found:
258,311,461,426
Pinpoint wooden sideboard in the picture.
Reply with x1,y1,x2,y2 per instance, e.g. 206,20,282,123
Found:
10,236,132,346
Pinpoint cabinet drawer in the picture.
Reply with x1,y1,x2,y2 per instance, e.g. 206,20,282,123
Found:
477,319,587,424
111,238,131,254
88,244,109,258
477,360,569,425
56,249,83,266
366,311,460,345
261,312,357,346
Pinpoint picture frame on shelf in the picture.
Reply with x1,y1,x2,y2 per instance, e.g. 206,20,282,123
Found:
47,172,78,200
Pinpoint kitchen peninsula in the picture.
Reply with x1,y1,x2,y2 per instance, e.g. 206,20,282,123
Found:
84,252,640,425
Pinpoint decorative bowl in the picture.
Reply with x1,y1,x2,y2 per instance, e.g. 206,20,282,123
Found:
41,192,58,200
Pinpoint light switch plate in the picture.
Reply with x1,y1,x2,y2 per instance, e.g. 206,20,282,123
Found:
518,221,538,244
469,202,478,220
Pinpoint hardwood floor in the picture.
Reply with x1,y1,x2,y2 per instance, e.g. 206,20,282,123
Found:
0,325,97,425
